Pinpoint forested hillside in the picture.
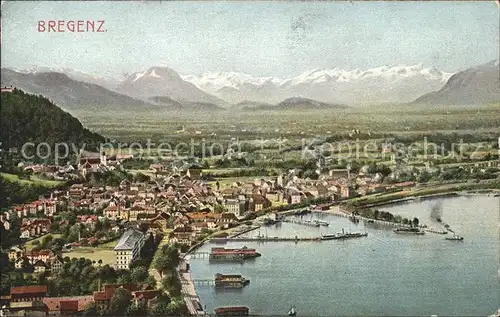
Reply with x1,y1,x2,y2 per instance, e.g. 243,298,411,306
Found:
0,88,105,148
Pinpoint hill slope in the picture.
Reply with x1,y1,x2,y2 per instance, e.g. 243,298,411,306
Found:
413,60,500,105
0,89,105,148
1,68,161,111
242,97,347,111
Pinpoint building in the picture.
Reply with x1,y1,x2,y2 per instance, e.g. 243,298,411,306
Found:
43,296,94,316
33,260,48,274
114,228,146,270
249,194,271,212
93,284,158,311
10,285,48,303
50,256,64,273
8,247,24,262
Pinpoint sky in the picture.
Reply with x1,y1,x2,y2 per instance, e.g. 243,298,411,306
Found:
1,1,499,78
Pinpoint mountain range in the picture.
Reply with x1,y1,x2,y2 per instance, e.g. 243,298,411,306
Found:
3,60,499,109
413,60,500,105
182,64,454,105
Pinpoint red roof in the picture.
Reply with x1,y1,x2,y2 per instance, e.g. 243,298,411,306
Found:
93,291,107,301
133,290,160,300
11,285,48,295
59,300,79,312
43,296,94,312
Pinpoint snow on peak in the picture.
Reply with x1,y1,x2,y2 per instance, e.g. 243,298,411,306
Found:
149,69,162,78
181,63,454,104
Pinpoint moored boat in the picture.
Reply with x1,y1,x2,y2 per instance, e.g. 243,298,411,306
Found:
214,273,250,288
215,306,249,316
445,234,464,241
209,246,261,262
393,227,425,235
321,229,367,240
312,219,330,226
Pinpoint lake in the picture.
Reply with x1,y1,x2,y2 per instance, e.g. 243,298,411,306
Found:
189,195,499,316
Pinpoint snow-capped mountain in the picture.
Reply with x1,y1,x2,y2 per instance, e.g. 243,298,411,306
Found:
181,64,453,105
116,66,224,105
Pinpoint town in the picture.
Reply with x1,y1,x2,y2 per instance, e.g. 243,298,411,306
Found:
1,141,499,316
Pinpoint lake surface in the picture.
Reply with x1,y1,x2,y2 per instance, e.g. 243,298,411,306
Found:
189,195,500,316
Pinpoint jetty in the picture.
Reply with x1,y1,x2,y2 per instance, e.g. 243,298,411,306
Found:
223,236,320,242
328,207,418,228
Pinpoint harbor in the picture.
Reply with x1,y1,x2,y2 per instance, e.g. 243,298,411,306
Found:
188,195,499,316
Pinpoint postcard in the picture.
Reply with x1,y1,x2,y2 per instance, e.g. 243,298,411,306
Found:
0,1,499,316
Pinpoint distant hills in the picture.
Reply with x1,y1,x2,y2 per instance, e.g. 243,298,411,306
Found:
0,89,105,148
0,68,160,112
241,97,347,111
413,60,500,105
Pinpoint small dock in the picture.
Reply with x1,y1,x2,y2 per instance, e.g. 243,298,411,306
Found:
281,217,320,227
192,279,216,286
189,251,211,259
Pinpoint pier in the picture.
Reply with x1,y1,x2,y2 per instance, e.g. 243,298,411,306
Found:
224,236,320,242
189,251,211,259
191,279,216,286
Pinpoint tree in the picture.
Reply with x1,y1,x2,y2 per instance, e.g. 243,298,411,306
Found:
107,287,133,316
412,217,419,227
130,266,149,284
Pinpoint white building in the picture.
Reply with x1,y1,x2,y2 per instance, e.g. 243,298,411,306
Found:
114,228,146,270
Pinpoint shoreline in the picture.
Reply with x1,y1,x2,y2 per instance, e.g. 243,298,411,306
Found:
179,187,499,315
347,186,500,209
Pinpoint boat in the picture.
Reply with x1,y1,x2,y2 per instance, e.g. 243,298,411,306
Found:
445,234,464,241
288,305,296,316
214,273,250,288
321,229,368,240
393,227,425,235
215,306,249,316
321,233,341,240
209,246,261,262
312,219,330,226
424,228,448,234
348,215,360,224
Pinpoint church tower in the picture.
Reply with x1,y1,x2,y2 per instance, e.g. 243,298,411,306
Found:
100,151,107,166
